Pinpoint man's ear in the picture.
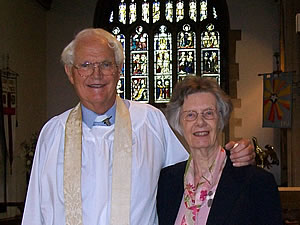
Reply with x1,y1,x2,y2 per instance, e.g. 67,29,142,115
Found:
64,64,74,84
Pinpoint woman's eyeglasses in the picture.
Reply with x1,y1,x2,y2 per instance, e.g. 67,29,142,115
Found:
181,109,218,121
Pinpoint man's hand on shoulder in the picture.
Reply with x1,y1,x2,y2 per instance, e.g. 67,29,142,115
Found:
225,139,255,167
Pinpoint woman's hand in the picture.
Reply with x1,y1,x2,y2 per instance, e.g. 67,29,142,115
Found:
225,139,256,167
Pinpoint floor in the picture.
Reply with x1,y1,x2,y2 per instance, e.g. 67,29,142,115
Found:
0,217,22,225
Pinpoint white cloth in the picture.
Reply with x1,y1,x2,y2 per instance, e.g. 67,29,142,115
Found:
22,100,189,225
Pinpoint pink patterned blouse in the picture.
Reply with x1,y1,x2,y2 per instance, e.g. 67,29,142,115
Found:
175,146,227,225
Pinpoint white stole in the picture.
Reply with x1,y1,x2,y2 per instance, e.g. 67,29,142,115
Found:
64,96,132,225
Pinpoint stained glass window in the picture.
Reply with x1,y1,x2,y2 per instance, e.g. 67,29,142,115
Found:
213,7,218,19
201,23,220,84
109,11,113,23
129,0,137,24
154,25,172,103
97,0,228,105
153,0,160,23
176,0,184,22
200,0,207,21
189,0,197,22
112,27,126,99
177,24,196,81
130,26,149,102
119,0,126,24
165,0,173,22
142,0,150,23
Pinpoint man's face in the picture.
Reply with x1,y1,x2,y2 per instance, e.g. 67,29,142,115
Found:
65,36,121,114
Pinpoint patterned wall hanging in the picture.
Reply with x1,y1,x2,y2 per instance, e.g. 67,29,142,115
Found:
262,72,292,128
1,55,18,174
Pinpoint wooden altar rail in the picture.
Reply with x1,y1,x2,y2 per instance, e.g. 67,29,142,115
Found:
279,187,300,224
0,202,24,213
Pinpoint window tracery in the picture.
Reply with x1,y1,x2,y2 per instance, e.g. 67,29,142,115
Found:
94,0,229,106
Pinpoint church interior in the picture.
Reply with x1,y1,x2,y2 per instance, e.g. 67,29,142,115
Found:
0,0,299,224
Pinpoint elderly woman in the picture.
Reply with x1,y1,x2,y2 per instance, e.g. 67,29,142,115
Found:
157,76,282,225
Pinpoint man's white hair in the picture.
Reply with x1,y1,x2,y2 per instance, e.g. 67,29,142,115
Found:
61,28,124,66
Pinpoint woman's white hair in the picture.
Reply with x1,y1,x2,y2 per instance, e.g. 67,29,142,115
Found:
61,28,124,66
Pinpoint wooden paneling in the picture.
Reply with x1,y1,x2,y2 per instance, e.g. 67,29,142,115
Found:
279,187,300,224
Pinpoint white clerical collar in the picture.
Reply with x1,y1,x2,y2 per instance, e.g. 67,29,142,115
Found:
81,103,116,128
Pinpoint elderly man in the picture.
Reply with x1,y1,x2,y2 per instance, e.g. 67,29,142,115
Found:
22,28,254,225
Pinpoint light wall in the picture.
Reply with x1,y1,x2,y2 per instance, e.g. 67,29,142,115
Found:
46,0,98,118
228,0,281,183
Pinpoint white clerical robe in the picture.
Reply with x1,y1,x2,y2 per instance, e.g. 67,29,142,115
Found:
22,100,188,225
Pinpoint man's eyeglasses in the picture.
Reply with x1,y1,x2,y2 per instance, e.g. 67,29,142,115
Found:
181,109,218,121
73,61,118,77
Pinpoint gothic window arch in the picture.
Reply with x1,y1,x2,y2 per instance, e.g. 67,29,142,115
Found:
94,0,229,107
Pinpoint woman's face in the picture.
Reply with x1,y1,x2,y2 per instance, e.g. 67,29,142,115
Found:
180,92,219,153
